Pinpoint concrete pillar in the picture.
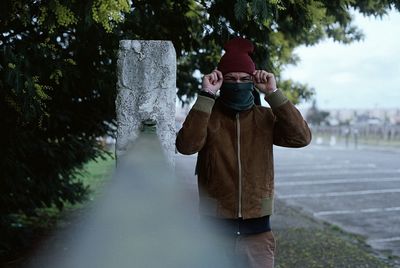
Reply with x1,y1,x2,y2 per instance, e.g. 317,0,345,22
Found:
116,40,176,166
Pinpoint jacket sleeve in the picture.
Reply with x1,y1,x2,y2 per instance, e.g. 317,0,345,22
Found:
176,95,215,155
264,89,312,148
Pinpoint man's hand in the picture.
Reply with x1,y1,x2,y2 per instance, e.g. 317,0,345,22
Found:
253,70,277,94
202,70,223,95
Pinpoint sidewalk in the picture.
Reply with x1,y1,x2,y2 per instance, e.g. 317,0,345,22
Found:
176,154,400,268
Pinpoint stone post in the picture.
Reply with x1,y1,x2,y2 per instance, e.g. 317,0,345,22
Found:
116,40,176,166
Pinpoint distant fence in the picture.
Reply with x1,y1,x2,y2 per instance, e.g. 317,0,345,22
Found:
311,124,400,147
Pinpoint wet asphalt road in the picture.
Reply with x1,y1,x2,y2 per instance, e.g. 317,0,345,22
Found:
274,143,400,257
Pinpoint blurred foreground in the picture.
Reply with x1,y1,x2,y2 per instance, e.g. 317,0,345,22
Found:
16,132,400,268
26,132,234,268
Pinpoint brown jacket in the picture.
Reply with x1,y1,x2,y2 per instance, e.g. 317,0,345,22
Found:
176,89,311,219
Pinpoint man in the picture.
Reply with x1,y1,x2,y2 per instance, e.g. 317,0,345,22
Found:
176,37,311,268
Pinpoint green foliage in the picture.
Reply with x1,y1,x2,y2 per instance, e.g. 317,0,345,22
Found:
92,0,131,32
53,0,78,27
235,0,248,21
1,0,399,263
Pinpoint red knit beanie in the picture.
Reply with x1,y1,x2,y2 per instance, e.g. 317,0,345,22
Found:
217,37,256,75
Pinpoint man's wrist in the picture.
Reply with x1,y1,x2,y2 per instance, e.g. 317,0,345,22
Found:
263,87,278,96
264,88,288,108
201,88,216,95
255,86,278,94
199,90,216,99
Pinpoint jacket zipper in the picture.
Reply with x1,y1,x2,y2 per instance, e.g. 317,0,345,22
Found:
236,113,242,218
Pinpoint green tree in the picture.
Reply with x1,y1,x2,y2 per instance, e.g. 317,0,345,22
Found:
1,0,399,262
306,100,330,126
0,0,130,260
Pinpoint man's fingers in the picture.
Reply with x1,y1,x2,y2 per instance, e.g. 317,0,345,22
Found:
266,72,274,83
252,70,277,93
213,70,222,82
215,70,223,80
209,73,213,84
204,70,221,86
207,73,213,84
211,72,218,84
207,74,214,85
253,71,257,82
254,70,276,83
262,72,269,83
256,71,262,83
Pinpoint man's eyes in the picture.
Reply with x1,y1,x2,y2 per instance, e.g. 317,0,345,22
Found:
224,77,252,81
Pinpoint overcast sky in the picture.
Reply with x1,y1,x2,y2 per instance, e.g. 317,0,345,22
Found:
282,9,400,110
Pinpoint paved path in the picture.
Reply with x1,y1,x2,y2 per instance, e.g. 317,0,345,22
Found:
274,144,400,257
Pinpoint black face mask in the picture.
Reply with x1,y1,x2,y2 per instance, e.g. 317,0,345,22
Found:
219,82,255,111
